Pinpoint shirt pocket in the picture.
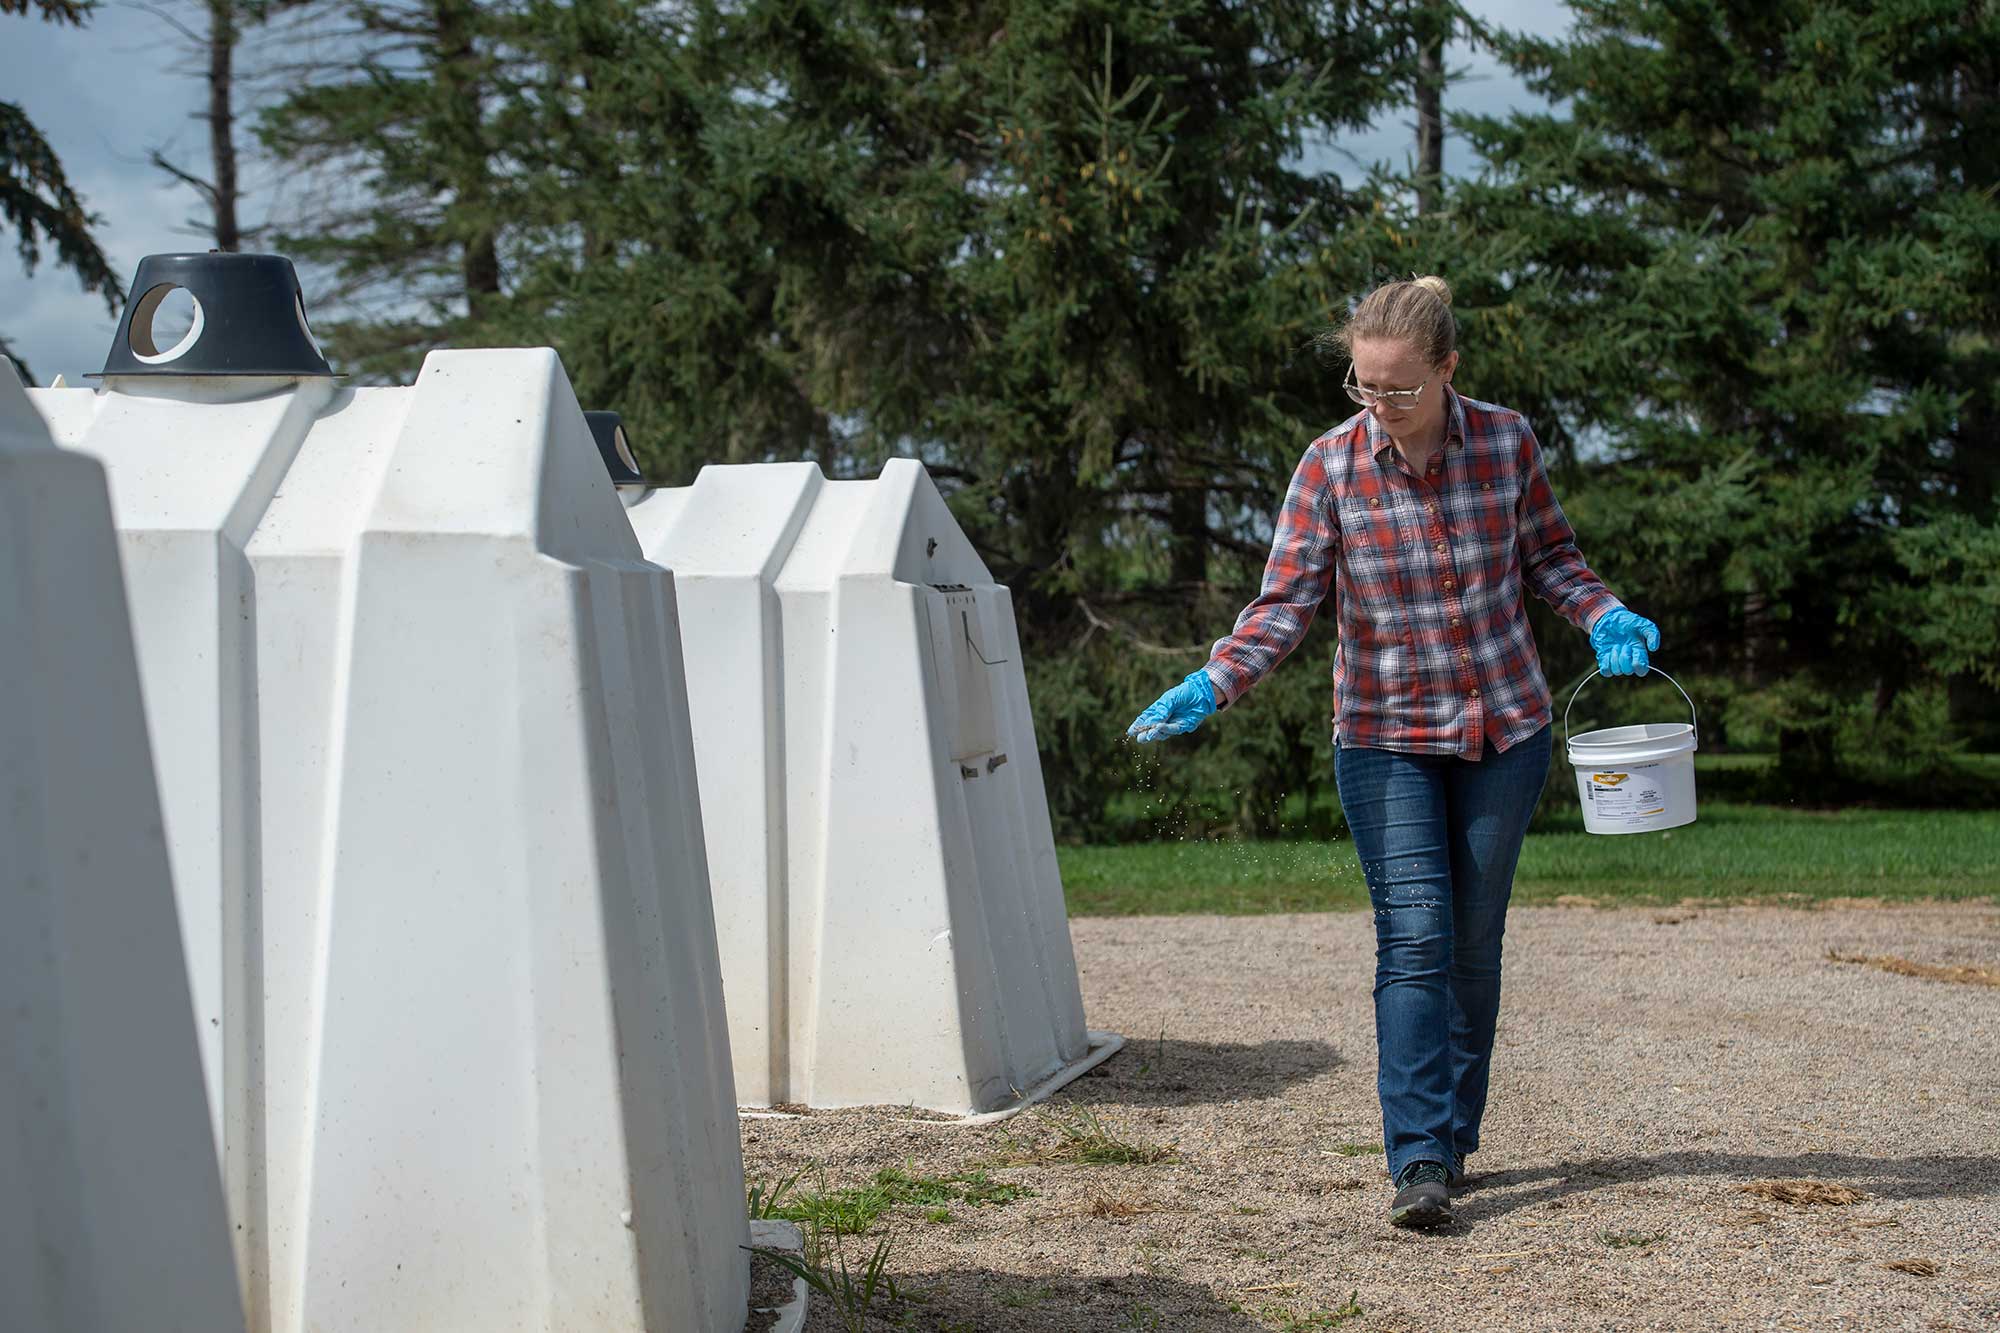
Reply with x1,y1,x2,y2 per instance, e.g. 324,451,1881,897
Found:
1460,472,1522,556
1333,496,1413,639
1335,498,1402,573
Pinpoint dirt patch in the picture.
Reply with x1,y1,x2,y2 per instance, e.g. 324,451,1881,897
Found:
746,903,2000,1332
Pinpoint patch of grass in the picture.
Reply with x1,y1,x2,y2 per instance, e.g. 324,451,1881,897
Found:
994,1283,1054,1309
874,1165,1036,1209
1257,1292,1365,1330
747,1169,804,1220
1322,1142,1381,1158
1600,1229,1666,1249
947,1169,1037,1206
1059,801,2000,915
784,1174,894,1237
995,1103,1178,1166
751,1164,1034,1237
749,1234,900,1333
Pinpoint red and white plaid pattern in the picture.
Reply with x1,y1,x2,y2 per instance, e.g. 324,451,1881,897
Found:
1203,388,1622,757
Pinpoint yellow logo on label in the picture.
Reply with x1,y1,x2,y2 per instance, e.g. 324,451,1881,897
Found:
1592,773,1629,787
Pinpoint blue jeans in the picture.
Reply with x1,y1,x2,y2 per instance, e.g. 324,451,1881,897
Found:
1334,726,1553,1184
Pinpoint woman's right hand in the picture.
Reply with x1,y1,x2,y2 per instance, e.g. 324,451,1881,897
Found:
1126,669,1218,743
1589,607,1661,676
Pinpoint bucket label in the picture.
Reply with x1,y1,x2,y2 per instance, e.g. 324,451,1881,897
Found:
1586,764,1668,823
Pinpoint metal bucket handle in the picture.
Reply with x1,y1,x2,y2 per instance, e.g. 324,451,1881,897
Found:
1563,667,1698,752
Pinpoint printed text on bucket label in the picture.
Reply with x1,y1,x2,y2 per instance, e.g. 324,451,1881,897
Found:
1587,762,1668,823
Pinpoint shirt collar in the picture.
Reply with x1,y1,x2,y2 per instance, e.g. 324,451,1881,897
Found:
1365,384,1468,463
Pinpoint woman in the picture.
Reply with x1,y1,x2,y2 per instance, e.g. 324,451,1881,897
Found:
1127,275,1659,1231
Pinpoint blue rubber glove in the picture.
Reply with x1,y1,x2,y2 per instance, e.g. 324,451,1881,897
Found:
1589,607,1661,677
1126,669,1218,743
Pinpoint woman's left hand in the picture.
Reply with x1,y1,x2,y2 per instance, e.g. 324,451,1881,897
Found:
1589,608,1660,676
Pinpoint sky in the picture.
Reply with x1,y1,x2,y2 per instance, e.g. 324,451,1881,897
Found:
1,1,1575,384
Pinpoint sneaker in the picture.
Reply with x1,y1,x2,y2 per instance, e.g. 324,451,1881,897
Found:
1389,1160,1454,1230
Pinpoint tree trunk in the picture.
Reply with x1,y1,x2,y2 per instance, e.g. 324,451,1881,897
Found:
436,0,500,317
1415,24,1444,215
206,0,240,251
1167,482,1208,588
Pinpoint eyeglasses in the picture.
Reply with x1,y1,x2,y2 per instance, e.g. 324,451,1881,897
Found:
1344,366,1435,410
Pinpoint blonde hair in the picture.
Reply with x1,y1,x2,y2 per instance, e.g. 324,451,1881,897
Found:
1326,275,1456,367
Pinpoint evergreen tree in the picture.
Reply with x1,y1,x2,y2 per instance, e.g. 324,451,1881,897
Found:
252,0,1476,833
3,0,125,377
1439,0,2000,779
515,2,1423,580
379,0,1430,834
256,0,519,375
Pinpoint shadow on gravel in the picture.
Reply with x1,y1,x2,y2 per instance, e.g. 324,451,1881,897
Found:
880,1266,1273,1333
1454,1150,2000,1220
1066,1037,1344,1108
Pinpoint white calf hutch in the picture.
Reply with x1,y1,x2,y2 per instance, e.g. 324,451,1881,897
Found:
28,253,749,1333
626,458,1121,1116
1,367,246,1333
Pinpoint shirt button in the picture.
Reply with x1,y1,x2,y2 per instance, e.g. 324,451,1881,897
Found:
1459,650,1471,663
1469,688,1480,699
1369,497,1380,507
1450,616,1462,627
1426,502,1438,514
1434,544,1446,555
1482,482,1493,491
1442,578,1455,590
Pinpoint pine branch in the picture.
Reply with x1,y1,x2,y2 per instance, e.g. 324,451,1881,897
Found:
148,149,220,209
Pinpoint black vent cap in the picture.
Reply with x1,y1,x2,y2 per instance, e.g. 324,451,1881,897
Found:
584,410,648,487
93,252,336,378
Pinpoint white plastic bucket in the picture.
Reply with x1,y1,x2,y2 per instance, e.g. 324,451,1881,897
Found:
1563,668,1699,835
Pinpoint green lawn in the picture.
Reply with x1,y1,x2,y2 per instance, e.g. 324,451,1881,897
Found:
1057,801,2000,916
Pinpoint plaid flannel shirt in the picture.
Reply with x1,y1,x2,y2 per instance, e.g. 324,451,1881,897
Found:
1203,388,1621,758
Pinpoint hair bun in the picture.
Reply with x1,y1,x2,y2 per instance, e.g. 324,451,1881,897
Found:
1411,274,1452,306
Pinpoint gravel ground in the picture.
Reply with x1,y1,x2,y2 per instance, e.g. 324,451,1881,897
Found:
747,902,2000,1333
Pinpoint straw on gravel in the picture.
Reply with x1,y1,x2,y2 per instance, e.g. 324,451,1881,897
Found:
1881,1258,1940,1276
1738,1179,1868,1206
1086,1197,1145,1218
1826,949,2000,988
